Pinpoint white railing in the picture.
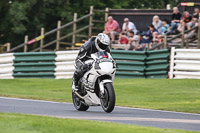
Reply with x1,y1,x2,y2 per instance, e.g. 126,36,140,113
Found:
0,53,15,79
170,47,200,79
55,51,78,79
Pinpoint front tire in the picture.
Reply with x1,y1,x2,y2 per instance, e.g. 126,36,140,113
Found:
100,83,115,113
72,92,89,111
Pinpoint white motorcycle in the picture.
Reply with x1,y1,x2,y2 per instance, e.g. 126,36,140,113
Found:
72,51,116,113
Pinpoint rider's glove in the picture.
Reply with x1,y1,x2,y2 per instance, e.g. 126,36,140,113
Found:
81,63,92,72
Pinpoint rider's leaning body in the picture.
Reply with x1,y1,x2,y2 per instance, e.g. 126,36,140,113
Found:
72,33,111,91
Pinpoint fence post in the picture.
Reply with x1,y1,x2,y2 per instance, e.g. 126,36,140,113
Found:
56,21,61,51
164,35,167,48
72,13,77,46
40,28,45,52
105,8,109,22
186,39,189,49
169,47,175,79
6,43,11,52
198,19,200,48
145,43,149,51
24,35,28,52
88,6,93,37
180,23,185,48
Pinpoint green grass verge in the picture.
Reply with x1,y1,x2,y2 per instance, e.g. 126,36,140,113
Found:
0,113,199,133
0,78,200,113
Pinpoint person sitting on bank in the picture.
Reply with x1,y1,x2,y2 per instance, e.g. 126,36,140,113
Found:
119,18,137,44
135,33,149,51
152,15,162,34
122,31,139,50
178,11,193,32
118,33,128,44
145,24,158,42
193,8,199,19
103,16,121,44
170,7,182,34
122,18,137,34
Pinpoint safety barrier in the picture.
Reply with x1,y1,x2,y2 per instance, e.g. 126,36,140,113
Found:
170,47,200,79
146,49,169,78
55,51,78,79
0,49,170,79
111,50,146,78
0,53,15,79
0,51,78,79
13,52,56,78
111,49,170,78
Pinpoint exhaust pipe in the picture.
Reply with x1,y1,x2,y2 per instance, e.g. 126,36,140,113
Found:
73,90,89,106
72,90,85,100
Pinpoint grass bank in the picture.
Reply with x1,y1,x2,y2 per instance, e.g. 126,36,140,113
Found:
0,113,199,133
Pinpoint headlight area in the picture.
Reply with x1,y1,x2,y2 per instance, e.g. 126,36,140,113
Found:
95,58,115,69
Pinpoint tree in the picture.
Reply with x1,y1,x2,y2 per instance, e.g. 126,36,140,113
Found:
0,0,180,48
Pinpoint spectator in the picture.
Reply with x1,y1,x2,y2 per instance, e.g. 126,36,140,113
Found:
119,18,137,45
135,33,149,51
122,31,139,50
185,22,198,41
161,19,170,35
103,16,121,44
183,11,193,23
151,19,169,48
188,8,200,31
122,18,137,34
127,31,139,44
193,8,199,19
178,11,192,32
145,24,158,42
118,32,128,44
152,15,162,34
170,7,182,34
199,12,200,20
153,32,164,46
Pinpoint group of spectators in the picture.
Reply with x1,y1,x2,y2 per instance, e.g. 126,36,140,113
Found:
103,7,200,51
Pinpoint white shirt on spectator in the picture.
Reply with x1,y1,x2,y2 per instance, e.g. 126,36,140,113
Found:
130,35,139,41
129,35,139,46
122,22,137,34
152,20,162,34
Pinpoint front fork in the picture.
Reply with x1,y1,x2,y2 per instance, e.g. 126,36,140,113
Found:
98,79,113,96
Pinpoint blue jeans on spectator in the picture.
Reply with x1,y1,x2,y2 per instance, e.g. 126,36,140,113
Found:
171,22,180,33
187,22,194,28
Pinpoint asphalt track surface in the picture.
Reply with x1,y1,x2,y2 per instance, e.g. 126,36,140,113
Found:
0,97,200,131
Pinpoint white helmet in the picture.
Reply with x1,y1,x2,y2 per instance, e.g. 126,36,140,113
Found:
95,33,110,51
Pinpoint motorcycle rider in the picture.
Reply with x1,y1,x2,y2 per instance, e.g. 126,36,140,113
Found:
72,33,111,91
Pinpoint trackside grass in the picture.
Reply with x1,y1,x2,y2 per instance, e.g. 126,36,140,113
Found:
0,113,199,133
0,78,200,113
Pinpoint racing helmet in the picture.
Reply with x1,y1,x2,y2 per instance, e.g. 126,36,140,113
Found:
95,33,110,51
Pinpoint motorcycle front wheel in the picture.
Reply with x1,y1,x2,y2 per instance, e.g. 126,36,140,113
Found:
100,83,115,113
72,92,89,111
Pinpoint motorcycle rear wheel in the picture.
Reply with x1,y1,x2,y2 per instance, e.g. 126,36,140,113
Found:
72,92,89,111
100,83,115,113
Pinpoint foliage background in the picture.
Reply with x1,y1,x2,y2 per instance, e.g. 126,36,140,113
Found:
0,0,181,47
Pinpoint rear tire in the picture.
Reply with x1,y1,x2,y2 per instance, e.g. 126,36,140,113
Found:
100,83,115,113
72,92,89,111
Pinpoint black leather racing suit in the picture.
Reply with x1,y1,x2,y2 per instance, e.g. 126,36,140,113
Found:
73,37,110,87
